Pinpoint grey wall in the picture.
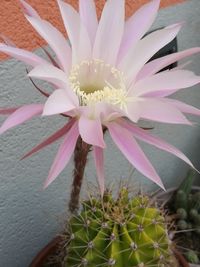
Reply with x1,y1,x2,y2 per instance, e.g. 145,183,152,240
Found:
0,1,200,266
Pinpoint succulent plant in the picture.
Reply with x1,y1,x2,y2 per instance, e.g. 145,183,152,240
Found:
167,170,200,264
64,187,173,267
171,171,200,235
185,250,199,264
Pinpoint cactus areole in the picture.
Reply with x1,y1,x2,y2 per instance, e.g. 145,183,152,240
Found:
64,188,172,267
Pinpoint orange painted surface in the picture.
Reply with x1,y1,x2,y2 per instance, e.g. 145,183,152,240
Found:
0,0,186,61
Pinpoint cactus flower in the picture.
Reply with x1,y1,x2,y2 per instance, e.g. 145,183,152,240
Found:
1,0,200,194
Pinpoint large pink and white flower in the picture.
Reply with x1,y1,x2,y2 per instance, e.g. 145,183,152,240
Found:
1,0,200,194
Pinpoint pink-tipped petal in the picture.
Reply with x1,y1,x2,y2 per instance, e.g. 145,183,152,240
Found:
119,23,182,85
57,0,79,63
108,122,165,189
0,104,43,134
79,116,105,148
28,66,79,108
43,89,77,116
57,0,91,64
28,64,69,89
19,0,40,19
119,119,196,170
44,121,79,188
0,107,19,115
118,0,160,62
139,98,192,125
93,0,125,65
25,15,71,73
22,118,76,159
172,61,192,71
133,70,200,97
93,146,105,197
0,34,16,47
0,43,48,67
162,99,200,116
79,0,98,45
137,47,200,81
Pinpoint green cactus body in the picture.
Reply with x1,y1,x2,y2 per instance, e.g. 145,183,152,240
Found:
176,208,187,220
173,171,195,212
185,250,199,264
178,170,195,196
189,208,200,224
177,220,187,230
64,189,172,267
174,190,187,210
191,192,200,211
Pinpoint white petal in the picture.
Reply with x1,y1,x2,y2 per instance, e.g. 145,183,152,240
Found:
118,0,160,62
124,100,141,123
133,70,200,97
139,98,192,125
43,89,77,116
93,0,125,65
28,64,69,89
161,99,200,117
79,116,105,148
25,15,71,73
57,0,91,64
79,0,98,45
119,23,182,85
0,43,48,67
137,47,200,81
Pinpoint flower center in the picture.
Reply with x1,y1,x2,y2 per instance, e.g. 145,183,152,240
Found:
69,59,128,108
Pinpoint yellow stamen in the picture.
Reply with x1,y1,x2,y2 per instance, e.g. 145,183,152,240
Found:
69,59,128,109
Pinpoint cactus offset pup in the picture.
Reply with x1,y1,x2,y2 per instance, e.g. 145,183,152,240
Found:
169,170,200,264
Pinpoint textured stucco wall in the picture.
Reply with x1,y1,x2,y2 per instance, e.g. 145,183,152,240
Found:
0,1,200,266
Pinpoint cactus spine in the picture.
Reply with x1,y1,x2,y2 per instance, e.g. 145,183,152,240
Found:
64,188,172,267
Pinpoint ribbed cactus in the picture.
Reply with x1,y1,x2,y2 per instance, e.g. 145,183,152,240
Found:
64,187,172,267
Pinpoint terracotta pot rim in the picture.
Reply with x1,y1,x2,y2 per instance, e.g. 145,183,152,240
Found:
29,236,190,267
29,236,62,267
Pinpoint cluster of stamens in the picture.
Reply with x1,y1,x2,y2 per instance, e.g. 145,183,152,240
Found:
69,59,128,109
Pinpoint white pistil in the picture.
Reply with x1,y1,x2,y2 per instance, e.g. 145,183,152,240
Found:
69,59,128,110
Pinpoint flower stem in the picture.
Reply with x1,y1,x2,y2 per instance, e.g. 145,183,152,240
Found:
68,137,91,214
